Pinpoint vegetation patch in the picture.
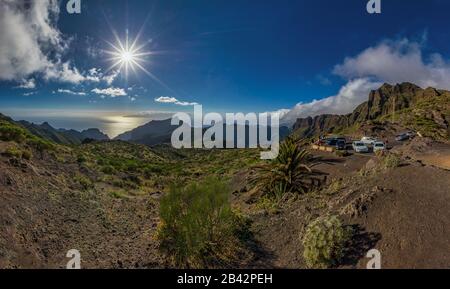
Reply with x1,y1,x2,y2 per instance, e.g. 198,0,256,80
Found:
302,215,351,268
2,146,32,160
156,177,249,268
74,175,95,191
381,153,402,169
249,137,320,200
256,195,281,214
109,191,127,199
0,119,55,152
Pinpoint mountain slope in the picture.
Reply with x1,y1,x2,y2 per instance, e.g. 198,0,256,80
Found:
115,118,291,147
59,128,110,143
18,121,109,145
18,121,80,145
114,119,174,145
292,82,450,141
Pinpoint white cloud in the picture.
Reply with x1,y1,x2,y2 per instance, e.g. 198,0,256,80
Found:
92,87,127,97
155,96,178,103
282,78,381,124
44,62,86,84
16,78,36,89
23,91,37,96
333,38,450,90
174,101,199,106
155,96,198,106
57,89,87,96
0,0,86,83
0,0,54,80
264,108,290,119
102,70,120,85
282,38,450,125
0,1,116,85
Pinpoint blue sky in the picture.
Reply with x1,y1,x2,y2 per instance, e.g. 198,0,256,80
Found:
1,0,450,136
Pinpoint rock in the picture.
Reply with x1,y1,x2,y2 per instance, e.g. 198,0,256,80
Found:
291,82,438,138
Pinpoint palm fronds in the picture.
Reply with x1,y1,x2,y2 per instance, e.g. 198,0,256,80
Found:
249,137,320,199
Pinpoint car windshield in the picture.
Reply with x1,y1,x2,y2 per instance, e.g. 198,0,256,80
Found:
375,143,384,147
355,142,364,146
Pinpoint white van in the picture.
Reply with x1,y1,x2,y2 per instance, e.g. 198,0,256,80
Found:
373,142,386,152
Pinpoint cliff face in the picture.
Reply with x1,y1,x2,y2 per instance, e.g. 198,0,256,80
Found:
293,114,350,137
292,82,449,139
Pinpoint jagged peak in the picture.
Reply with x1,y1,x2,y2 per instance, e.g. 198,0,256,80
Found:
376,82,422,92
379,83,393,90
40,122,54,129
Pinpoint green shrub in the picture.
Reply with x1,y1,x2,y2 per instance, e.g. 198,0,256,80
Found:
0,121,54,152
21,149,32,160
2,146,32,160
302,215,351,268
124,174,142,185
157,178,245,268
256,195,280,214
0,123,26,142
77,154,87,163
112,178,139,190
101,165,116,174
74,175,94,191
28,137,54,152
382,153,401,169
3,147,23,158
110,191,126,199
325,179,343,195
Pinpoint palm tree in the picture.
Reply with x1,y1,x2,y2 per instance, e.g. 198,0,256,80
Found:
249,137,319,200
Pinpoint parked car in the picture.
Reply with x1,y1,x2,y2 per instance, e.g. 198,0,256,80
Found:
395,133,409,141
326,139,338,146
352,141,369,153
373,141,386,152
406,131,416,138
336,139,347,150
361,136,377,146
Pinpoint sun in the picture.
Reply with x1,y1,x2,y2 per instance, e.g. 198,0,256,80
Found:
104,29,153,78
121,51,134,63
103,28,174,92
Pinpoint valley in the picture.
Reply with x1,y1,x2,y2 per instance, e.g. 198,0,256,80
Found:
0,82,449,269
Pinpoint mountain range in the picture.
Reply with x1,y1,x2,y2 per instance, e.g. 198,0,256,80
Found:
292,82,450,141
7,82,450,146
18,120,109,145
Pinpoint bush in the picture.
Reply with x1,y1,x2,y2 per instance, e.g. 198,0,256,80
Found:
110,191,126,199
302,215,351,268
74,175,94,191
28,138,54,152
0,121,54,153
0,123,26,142
249,137,320,200
101,165,116,174
256,195,280,214
157,178,245,268
382,153,401,169
21,149,32,160
77,154,87,163
3,147,23,158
